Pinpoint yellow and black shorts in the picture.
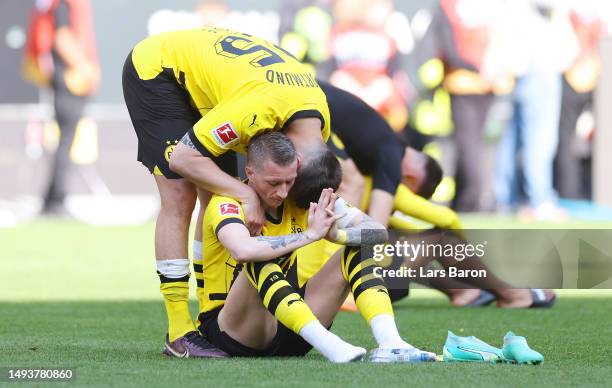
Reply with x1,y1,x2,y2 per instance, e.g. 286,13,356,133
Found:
121,51,236,179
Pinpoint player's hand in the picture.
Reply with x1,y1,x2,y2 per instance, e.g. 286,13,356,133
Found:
305,189,340,241
325,194,346,242
242,189,265,236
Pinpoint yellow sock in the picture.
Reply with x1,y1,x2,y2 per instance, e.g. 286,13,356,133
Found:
341,247,394,324
245,261,317,334
158,273,196,342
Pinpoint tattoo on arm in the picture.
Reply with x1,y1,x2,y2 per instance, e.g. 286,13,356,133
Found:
256,233,308,250
343,214,388,246
180,133,196,150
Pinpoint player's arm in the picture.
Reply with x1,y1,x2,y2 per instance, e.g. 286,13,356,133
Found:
218,189,339,263
327,196,388,246
170,133,263,234
394,184,462,230
368,190,394,227
367,142,404,227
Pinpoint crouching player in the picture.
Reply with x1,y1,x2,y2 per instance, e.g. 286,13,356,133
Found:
192,132,436,362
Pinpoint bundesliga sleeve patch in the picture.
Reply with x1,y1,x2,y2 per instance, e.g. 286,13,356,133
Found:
219,202,240,216
211,122,239,147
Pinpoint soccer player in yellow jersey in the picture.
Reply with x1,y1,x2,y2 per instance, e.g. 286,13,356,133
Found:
122,28,333,356
321,81,555,309
194,132,436,362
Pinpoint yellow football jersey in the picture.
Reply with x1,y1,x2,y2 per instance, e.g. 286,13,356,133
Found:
197,194,310,315
131,28,330,156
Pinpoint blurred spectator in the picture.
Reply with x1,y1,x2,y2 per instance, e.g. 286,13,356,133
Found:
495,0,578,220
554,2,607,200
23,0,99,216
279,0,333,77
194,0,229,27
327,0,411,131
415,0,512,212
147,0,228,35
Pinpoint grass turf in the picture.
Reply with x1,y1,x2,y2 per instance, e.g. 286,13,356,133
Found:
1,219,612,387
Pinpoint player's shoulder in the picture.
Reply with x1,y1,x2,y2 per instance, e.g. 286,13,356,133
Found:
207,195,244,219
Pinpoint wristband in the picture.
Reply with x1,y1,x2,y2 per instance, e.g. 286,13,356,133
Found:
337,230,347,245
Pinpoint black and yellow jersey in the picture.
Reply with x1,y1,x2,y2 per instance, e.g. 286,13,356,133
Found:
131,28,331,157
195,194,310,315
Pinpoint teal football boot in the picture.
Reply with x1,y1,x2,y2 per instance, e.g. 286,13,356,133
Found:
502,332,544,365
443,331,506,363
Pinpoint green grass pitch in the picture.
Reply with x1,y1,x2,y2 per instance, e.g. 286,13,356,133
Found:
1,219,612,387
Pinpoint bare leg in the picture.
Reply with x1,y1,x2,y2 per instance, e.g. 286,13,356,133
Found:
193,188,212,244
219,263,364,361
154,176,197,259
153,175,198,340
395,229,551,307
217,272,278,350
410,270,482,306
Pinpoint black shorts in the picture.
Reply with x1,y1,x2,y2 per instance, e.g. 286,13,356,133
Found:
197,307,313,358
121,51,237,179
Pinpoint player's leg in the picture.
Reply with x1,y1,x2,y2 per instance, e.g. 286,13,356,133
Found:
339,247,424,351
154,175,198,340
394,229,554,307
155,175,225,357
192,188,211,273
216,271,283,351
305,247,435,361
122,50,224,357
218,261,365,361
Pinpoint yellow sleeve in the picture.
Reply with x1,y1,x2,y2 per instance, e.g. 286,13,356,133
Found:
189,97,268,157
393,184,463,230
189,93,330,157
388,214,421,231
206,195,247,237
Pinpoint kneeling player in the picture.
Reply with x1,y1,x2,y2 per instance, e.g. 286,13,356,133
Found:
193,132,436,362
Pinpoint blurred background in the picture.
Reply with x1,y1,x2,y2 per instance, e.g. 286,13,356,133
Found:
2,0,612,227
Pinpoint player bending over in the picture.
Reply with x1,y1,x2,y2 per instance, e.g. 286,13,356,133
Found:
123,28,333,356
188,132,436,362
320,81,555,308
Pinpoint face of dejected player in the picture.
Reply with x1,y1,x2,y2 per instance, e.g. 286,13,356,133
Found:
400,147,424,195
247,158,298,208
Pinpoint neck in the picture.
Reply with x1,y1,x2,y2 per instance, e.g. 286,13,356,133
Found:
264,203,279,217
285,118,325,152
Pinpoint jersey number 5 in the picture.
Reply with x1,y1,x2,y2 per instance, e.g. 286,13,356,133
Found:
215,35,286,68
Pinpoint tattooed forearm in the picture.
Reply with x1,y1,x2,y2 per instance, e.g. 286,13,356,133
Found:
342,214,389,246
344,226,388,246
256,233,308,250
180,132,196,150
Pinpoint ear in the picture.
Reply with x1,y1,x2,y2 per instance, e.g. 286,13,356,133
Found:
401,148,413,177
296,154,302,170
245,164,254,180
402,175,420,194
